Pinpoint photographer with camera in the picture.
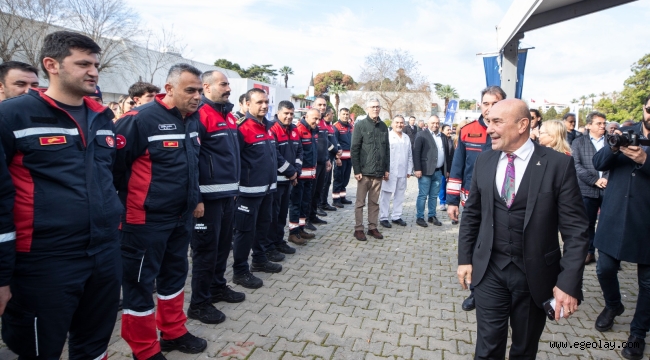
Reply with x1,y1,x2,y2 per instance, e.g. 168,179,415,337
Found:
592,95,650,360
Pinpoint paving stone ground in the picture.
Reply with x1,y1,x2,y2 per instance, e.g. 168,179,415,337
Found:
0,176,645,359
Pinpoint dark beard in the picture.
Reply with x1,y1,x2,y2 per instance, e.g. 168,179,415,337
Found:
644,119,650,132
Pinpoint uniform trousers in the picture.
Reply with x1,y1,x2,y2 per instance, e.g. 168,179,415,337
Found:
333,158,352,200
289,179,313,235
121,222,192,360
268,183,292,249
310,162,327,218
379,177,407,221
232,194,273,275
190,197,234,306
320,163,334,206
1,245,121,360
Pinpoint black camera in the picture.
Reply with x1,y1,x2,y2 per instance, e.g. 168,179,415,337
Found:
606,130,650,147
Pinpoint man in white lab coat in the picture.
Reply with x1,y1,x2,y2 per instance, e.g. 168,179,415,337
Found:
379,116,413,228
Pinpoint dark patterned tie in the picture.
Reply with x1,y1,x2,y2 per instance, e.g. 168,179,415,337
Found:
500,153,516,208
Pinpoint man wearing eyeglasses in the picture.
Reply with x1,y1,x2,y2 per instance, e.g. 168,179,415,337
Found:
570,112,609,266
591,96,650,360
563,113,581,145
350,98,389,241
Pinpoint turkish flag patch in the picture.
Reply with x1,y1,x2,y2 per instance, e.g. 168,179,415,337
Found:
163,141,179,147
116,134,126,149
39,136,66,145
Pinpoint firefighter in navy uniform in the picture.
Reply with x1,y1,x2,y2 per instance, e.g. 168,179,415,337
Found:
187,70,245,325
288,109,319,245
333,107,354,207
114,64,206,360
231,88,280,289
267,101,302,258
308,96,332,229
446,85,504,313
0,32,122,360
319,107,341,210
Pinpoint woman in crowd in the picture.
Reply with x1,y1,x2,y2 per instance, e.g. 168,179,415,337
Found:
539,119,572,155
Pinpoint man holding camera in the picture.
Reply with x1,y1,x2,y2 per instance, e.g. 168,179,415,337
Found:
592,95,650,360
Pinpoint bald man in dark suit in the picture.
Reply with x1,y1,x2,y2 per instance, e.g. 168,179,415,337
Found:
457,99,589,359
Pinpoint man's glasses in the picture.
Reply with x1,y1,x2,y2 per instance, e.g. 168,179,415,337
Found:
368,106,381,109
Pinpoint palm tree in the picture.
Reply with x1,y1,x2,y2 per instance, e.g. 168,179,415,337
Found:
278,66,293,88
599,91,608,100
611,91,619,102
571,98,578,105
589,93,596,108
328,83,348,114
580,95,587,110
435,85,459,115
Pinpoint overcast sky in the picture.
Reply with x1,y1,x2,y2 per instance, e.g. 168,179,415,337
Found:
125,0,649,104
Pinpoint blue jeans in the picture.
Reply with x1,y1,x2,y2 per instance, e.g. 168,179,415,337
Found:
597,250,650,339
416,170,442,219
439,175,447,205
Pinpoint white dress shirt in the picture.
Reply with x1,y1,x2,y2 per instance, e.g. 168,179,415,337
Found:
495,139,535,194
590,135,605,178
430,129,445,169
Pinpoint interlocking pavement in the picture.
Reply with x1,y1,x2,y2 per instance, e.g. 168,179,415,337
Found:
0,177,645,359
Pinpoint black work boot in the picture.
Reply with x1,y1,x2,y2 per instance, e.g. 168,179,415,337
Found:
266,249,286,262
332,199,344,208
233,272,263,289
340,197,352,204
187,302,226,324
159,332,207,354
211,285,245,303
251,261,282,273
277,243,296,254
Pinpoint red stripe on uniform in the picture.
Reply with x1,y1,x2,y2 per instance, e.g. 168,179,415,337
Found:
126,151,152,224
9,152,34,252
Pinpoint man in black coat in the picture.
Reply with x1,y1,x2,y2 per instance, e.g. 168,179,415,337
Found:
571,111,609,266
413,115,450,227
564,112,581,145
457,99,589,359
592,95,650,360
403,116,419,149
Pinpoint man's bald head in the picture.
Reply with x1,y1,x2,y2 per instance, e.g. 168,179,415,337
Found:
486,99,532,153
305,108,320,128
202,70,231,103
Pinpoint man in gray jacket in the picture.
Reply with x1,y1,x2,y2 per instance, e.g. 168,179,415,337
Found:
350,98,390,241
413,115,449,227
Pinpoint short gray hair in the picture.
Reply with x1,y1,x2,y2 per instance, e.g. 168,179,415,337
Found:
366,98,380,108
167,63,202,86
392,116,405,125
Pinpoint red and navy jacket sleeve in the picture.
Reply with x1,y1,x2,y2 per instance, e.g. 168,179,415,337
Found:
272,126,297,179
295,129,303,175
446,127,466,207
0,133,16,287
113,112,148,191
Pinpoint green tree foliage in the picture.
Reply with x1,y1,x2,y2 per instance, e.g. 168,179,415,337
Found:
544,106,558,120
213,59,277,83
278,66,293,88
435,85,459,115
459,99,477,110
349,104,366,119
328,83,348,114
313,70,356,95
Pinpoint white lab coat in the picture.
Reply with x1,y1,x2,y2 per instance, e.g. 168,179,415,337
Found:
381,130,413,192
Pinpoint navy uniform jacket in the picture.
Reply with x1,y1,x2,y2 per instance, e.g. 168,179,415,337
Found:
0,89,122,286
593,122,650,264
114,94,200,230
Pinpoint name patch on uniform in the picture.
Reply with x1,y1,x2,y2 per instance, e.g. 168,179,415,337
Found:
163,141,179,147
39,136,66,145
468,133,482,137
158,124,177,131
237,205,250,213
195,223,207,230
217,122,227,127
256,134,264,139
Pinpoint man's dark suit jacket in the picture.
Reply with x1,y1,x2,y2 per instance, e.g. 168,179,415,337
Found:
458,143,589,307
571,135,608,199
403,124,419,146
413,130,451,176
